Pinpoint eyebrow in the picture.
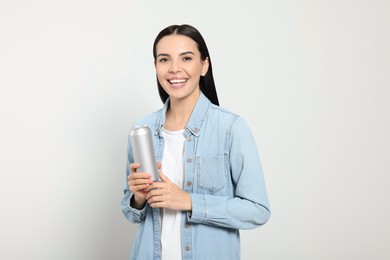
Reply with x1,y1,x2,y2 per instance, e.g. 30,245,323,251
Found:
157,51,195,57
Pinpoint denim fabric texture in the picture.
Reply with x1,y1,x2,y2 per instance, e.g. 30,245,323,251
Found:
121,92,270,260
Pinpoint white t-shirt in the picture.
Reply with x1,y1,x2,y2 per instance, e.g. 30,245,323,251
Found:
160,128,185,260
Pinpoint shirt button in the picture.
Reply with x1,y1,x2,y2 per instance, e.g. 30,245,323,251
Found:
187,136,192,141
185,223,190,228
187,181,192,186
185,246,191,251
187,158,192,163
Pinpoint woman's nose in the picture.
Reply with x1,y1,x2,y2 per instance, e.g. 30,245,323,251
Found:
169,60,181,73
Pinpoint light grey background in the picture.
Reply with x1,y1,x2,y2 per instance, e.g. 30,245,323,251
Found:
1,0,389,259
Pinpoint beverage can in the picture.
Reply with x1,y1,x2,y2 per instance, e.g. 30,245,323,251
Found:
129,125,159,181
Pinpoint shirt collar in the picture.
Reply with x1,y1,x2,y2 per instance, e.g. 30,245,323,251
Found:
154,92,211,137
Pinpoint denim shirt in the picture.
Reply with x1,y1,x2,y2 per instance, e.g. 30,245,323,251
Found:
121,92,270,260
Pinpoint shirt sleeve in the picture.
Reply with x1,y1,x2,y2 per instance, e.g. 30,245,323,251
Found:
187,117,271,229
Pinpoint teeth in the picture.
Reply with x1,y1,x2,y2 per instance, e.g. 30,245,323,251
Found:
170,79,187,84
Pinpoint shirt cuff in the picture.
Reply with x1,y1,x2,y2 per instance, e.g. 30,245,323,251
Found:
129,195,147,219
187,193,206,223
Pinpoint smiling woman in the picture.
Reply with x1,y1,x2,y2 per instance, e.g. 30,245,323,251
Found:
154,35,209,116
121,24,270,260
153,25,219,108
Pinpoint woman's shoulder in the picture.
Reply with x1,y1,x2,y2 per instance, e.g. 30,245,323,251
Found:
208,104,252,130
209,103,240,121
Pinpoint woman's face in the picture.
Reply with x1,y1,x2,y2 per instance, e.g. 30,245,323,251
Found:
155,34,209,104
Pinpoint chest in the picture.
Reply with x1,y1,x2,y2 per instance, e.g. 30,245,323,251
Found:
155,129,232,196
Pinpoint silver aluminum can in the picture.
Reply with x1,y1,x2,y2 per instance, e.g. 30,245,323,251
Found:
129,125,159,181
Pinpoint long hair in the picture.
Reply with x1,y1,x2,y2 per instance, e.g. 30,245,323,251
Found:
152,24,219,106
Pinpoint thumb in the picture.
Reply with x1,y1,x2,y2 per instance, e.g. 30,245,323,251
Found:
157,161,162,170
159,172,171,183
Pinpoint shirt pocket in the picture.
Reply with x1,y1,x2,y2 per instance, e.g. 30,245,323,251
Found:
196,154,227,194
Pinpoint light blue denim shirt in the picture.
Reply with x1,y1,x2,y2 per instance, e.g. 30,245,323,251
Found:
121,92,270,260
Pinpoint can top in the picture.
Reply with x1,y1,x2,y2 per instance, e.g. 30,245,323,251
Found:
130,125,151,136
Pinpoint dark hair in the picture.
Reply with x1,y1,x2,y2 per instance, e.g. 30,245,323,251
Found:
153,24,219,106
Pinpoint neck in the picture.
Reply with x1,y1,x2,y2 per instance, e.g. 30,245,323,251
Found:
165,91,200,131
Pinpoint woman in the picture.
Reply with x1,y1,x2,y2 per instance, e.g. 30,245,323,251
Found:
121,24,270,260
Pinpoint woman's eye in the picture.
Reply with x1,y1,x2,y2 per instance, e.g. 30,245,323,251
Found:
159,58,168,62
183,56,192,61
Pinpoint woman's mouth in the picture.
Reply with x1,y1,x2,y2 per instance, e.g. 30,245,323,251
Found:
168,78,188,88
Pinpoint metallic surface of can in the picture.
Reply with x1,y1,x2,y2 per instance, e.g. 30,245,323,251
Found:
129,125,159,181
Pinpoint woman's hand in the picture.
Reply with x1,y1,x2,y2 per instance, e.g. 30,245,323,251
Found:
128,162,161,209
146,172,192,211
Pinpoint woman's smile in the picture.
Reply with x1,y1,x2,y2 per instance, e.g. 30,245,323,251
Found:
168,78,189,89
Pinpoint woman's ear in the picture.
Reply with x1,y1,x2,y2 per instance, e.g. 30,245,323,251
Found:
201,57,209,76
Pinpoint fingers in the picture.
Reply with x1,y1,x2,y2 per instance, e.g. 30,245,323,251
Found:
128,172,152,181
159,172,168,182
146,188,161,199
146,189,166,208
129,163,140,173
146,184,191,210
130,176,153,186
130,162,162,174
147,180,166,190
158,172,174,185
131,183,151,192
128,165,154,195
146,181,173,205
128,173,153,191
